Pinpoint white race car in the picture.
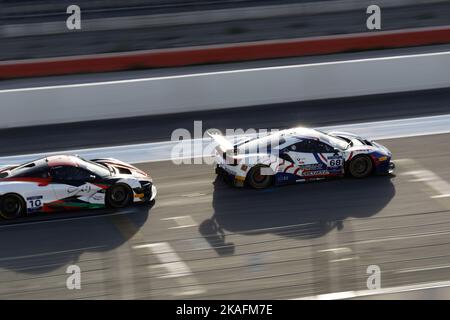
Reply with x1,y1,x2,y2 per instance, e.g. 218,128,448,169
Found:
0,155,157,220
210,127,395,189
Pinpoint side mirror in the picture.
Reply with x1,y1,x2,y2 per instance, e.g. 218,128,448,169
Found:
89,175,96,181
333,149,341,155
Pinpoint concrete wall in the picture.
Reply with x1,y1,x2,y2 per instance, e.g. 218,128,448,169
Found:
1,51,449,129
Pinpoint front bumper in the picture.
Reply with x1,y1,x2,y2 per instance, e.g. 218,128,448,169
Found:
136,182,157,202
388,161,395,174
373,153,395,175
150,185,157,201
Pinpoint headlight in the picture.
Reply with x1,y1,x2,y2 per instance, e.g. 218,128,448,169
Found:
139,181,152,188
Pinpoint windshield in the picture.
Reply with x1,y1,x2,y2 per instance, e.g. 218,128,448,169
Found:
319,132,350,150
8,159,49,178
80,159,111,177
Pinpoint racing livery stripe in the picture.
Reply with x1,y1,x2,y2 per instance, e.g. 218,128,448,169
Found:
0,177,52,186
93,183,110,190
313,153,327,167
46,198,105,209
348,152,354,161
319,153,328,164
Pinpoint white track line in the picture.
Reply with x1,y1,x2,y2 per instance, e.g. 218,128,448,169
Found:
2,51,449,94
133,242,205,296
1,114,450,166
161,216,198,229
403,169,450,199
396,265,450,274
294,280,450,300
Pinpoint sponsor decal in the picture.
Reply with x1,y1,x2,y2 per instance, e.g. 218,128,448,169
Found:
302,170,329,176
92,194,104,201
27,195,43,201
327,155,342,160
298,164,325,170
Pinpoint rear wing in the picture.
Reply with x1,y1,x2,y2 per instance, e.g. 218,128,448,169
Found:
207,131,233,153
207,131,238,165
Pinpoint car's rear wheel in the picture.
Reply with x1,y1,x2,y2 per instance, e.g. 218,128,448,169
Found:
348,156,373,178
106,184,132,208
247,165,274,189
0,194,25,220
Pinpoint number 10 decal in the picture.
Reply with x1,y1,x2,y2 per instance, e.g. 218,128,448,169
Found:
28,199,42,209
26,196,44,211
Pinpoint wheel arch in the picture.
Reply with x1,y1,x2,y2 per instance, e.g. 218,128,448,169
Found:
0,192,27,218
0,192,26,204
346,154,376,177
245,164,275,189
105,182,134,207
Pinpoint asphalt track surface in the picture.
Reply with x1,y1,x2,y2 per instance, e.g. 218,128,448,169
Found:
1,133,450,299
1,107,450,299
1,49,450,299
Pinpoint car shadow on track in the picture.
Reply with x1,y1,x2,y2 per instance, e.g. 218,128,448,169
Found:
200,175,396,256
0,202,154,274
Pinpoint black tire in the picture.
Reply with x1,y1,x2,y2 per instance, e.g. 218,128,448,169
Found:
0,194,25,220
246,165,274,189
106,184,133,208
348,156,374,178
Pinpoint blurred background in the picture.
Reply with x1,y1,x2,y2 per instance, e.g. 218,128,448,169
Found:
0,0,450,301
1,0,449,60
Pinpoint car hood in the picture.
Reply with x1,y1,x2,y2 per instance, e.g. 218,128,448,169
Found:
327,131,392,156
92,158,151,180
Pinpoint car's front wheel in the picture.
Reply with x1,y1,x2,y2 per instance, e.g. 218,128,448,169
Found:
0,194,26,220
247,165,274,189
348,156,373,178
106,184,132,208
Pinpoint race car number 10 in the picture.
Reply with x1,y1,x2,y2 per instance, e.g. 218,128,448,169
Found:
28,199,42,208
27,196,43,210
